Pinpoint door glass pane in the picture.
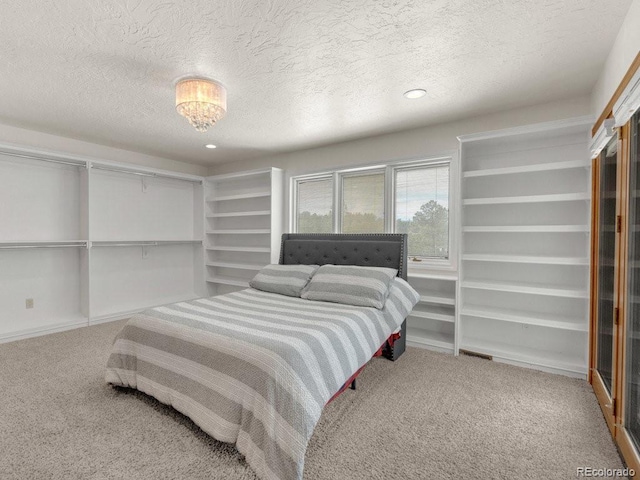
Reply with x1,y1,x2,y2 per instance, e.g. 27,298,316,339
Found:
626,111,640,449
341,173,385,233
597,134,618,393
296,178,333,233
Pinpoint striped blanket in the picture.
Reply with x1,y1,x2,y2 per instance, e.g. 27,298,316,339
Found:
106,278,419,480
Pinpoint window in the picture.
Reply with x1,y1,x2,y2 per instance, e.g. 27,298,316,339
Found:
341,172,385,233
295,177,333,233
395,164,449,259
292,157,452,266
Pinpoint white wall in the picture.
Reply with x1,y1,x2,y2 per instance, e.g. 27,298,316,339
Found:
0,121,208,177
591,0,640,117
209,96,592,177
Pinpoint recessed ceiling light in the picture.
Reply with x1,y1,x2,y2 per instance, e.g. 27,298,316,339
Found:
204,144,217,149
404,89,427,99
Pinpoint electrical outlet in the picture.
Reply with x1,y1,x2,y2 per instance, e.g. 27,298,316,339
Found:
25,298,34,309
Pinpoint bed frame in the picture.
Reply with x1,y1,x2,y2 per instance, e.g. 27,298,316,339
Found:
279,233,408,362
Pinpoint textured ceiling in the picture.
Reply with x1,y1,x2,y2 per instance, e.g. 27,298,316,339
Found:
0,0,632,165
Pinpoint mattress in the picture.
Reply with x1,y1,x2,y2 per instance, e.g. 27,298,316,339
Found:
105,278,419,480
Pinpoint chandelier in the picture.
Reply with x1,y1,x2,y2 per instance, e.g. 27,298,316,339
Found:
175,78,227,132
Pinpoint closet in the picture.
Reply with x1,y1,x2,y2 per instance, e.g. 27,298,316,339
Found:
590,56,640,473
0,147,206,342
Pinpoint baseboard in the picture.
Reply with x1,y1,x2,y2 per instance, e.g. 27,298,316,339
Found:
489,354,587,379
0,318,88,344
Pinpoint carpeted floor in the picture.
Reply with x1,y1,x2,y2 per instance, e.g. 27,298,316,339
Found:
0,320,626,479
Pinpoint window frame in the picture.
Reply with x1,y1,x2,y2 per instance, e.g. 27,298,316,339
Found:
290,154,457,271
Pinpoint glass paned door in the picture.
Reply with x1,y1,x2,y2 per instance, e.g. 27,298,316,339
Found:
596,134,619,394
625,111,640,450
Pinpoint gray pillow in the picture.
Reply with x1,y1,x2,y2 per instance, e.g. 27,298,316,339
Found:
249,264,319,297
301,264,398,309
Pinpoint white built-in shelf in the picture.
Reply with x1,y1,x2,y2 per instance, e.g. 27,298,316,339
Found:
406,329,454,351
419,294,456,306
463,225,589,233
459,340,586,376
207,191,271,202
409,310,455,323
206,229,270,235
92,240,202,246
207,246,271,253
408,271,458,281
206,276,250,288
207,262,263,270
463,192,590,206
461,306,587,332
0,240,87,249
462,254,589,265
207,211,271,218
462,279,588,298
463,160,588,178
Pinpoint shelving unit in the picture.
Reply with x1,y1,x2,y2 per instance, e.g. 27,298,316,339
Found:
458,117,592,377
0,144,208,342
406,273,457,354
204,168,284,296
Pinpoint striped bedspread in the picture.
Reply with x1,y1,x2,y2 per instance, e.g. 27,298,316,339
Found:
105,278,419,480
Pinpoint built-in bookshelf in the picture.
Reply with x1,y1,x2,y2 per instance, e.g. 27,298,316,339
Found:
458,117,592,377
406,272,457,354
204,168,284,296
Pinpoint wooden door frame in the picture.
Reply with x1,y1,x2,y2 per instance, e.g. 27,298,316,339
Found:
590,131,624,436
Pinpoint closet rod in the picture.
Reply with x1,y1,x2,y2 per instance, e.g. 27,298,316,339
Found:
0,150,85,167
0,243,87,250
91,164,202,184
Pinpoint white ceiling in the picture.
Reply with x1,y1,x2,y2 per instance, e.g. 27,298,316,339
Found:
0,0,632,165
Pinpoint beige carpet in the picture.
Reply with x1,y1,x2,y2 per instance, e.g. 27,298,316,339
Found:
0,320,625,480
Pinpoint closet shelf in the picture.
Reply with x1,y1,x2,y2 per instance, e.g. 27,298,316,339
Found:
0,240,87,248
206,191,271,202
462,254,589,265
206,246,270,253
206,276,250,288
207,262,264,270
463,225,589,233
419,294,456,306
461,306,587,332
206,229,270,234
92,240,202,247
463,192,590,205
462,280,588,298
406,329,454,351
207,211,271,218
409,310,455,323
462,159,588,178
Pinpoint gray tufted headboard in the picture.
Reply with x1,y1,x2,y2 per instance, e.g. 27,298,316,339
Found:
279,233,408,280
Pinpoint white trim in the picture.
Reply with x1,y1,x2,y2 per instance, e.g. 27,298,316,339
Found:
613,66,640,128
590,118,616,159
0,317,88,344
457,115,594,143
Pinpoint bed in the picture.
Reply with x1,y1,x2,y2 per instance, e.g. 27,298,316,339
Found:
106,233,419,480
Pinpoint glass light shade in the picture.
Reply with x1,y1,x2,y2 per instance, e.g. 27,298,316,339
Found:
175,78,227,132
